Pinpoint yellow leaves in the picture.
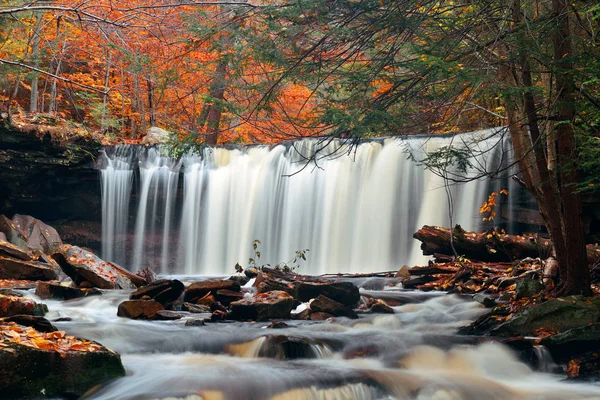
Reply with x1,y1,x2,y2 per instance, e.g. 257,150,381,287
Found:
480,190,509,221
1,323,103,355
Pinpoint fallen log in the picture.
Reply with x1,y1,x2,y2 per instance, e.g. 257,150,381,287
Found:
413,225,552,262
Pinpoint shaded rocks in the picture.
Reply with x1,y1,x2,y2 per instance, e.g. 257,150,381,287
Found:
310,295,358,319
185,318,206,327
473,292,497,308
154,310,184,321
0,295,47,317
0,315,57,332
183,279,241,303
11,214,63,254
35,281,101,300
541,323,600,360
0,325,125,399
0,240,34,261
515,277,544,299
367,298,395,314
182,302,211,313
0,255,58,281
117,300,164,320
130,279,184,306
51,244,137,289
229,291,294,321
492,297,600,336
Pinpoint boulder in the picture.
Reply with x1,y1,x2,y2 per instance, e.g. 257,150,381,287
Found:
0,295,47,317
0,324,125,398
515,277,544,299
0,315,57,332
0,256,58,281
369,299,395,314
182,302,211,313
492,297,600,336
309,295,358,319
0,280,37,290
11,214,63,254
310,312,335,321
215,289,244,306
154,310,184,321
0,215,28,250
35,281,101,300
229,291,294,321
130,279,184,305
0,240,33,261
142,126,171,144
473,292,497,308
51,245,137,289
117,300,164,320
541,323,600,360
183,279,241,303
185,318,206,327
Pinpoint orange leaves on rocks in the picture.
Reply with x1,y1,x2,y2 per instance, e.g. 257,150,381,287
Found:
0,323,103,356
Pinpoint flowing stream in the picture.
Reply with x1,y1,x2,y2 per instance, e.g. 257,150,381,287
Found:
99,128,521,275
25,280,600,400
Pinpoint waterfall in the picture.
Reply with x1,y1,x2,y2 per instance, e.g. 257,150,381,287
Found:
99,128,518,274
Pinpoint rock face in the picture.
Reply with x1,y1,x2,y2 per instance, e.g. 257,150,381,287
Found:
492,297,600,336
0,324,125,399
35,281,101,300
229,291,294,321
117,300,164,320
0,256,58,281
141,126,171,144
130,279,184,305
0,295,47,317
51,244,137,289
183,279,241,303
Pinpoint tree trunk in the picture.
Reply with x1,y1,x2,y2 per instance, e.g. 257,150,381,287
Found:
29,13,43,113
203,58,228,146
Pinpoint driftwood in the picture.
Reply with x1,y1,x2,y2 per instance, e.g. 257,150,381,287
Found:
414,225,600,265
413,225,553,262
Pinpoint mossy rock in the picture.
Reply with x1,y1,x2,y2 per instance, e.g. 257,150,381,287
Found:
541,323,600,360
492,296,600,336
0,341,125,398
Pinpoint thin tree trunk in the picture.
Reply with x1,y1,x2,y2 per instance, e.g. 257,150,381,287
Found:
204,59,228,145
29,13,43,113
146,76,156,127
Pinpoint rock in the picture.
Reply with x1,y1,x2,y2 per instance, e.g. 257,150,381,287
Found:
343,345,380,359
0,240,34,261
369,300,395,314
493,297,600,336
0,215,28,250
182,302,211,313
402,275,436,289
142,126,171,144
0,289,23,297
0,315,57,332
215,289,244,306
211,309,228,322
0,326,125,398
0,280,37,290
0,256,58,281
154,310,184,321
229,291,294,321
541,323,600,360
35,281,101,300
244,267,260,278
515,277,544,299
185,318,206,327
310,312,335,321
291,307,311,320
309,295,358,319
117,300,164,320
51,244,137,289
267,321,290,329
11,214,63,254
228,273,250,286
473,292,497,308
183,279,241,303
196,293,217,306
395,265,411,279
0,295,47,317
130,279,184,306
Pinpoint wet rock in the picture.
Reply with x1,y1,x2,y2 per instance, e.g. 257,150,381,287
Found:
541,323,600,360
35,281,101,300
185,318,206,327
473,292,497,308
0,294,47,317
395,265,410,279
310,295,358,319
0,215,28,250
196,293,217,306
291,307,311,320
310,312,335,321
229,291,294,321
211,309,228,322
0,240,33,261
0,327,125,398
0,280,37,290
215,289,244,306
51,244,137,289
369,299,395,314
0,288,23,297
343,345,380,359
182,302,211,313
228,272,250,286
401,275,436,289
0,315,57,332
130,279,184,306
183,279,241,303
154,310,184,321
244,267,260,278
117,300,164,320
267,321,290,329
11,214,63,254
492,297,600,336
0,256,58,281
515,277,544,299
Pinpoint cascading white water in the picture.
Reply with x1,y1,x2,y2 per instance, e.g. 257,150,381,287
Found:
100,128,517,274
